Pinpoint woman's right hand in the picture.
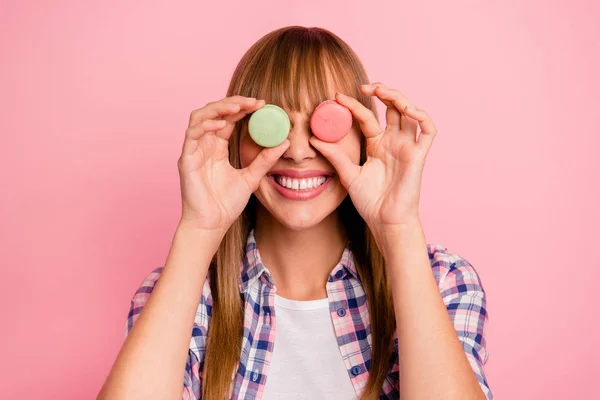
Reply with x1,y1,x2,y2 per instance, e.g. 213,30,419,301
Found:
177,96,289,237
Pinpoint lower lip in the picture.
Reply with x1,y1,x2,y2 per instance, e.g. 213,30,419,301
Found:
268,175,332,200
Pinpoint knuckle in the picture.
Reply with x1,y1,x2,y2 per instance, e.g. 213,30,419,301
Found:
227,95,246,103
424,112,435,124
185,126,198,137
190,108,205,122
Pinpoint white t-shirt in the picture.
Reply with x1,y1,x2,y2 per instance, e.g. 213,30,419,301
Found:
261,293,358,399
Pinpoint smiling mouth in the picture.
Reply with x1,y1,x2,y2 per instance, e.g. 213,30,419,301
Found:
271,175,330,191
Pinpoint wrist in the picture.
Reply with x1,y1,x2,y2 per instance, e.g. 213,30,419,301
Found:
172,221,225,261
371,217,425,260
177,218,227,239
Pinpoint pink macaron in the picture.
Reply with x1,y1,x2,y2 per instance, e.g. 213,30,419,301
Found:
310,100,353,142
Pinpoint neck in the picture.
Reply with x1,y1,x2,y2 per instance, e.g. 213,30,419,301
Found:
253,204,348,301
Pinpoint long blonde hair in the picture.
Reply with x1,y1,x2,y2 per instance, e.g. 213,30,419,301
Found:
202,26,396,400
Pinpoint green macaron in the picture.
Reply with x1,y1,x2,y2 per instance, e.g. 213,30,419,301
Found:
248,104,290,147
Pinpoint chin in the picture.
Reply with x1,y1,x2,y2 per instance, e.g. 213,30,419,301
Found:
271,207,333,231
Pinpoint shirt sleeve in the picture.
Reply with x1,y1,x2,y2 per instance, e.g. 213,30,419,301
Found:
438,254,493,400
125,266,203,400
125,266,163,338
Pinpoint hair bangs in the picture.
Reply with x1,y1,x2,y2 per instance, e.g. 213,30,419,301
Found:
232,27,370,116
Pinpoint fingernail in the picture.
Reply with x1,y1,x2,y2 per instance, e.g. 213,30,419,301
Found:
336,92,346,98
405,105,416,112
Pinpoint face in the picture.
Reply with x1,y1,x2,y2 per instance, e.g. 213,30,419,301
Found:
239,98,362,231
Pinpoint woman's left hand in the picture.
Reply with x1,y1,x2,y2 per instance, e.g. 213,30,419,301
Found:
310,82,437,237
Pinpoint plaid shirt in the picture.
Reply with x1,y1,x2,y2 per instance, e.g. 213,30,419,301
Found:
126,229,492,399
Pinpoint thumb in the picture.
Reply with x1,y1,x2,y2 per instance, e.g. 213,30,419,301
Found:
241,140,290,191
309,137,360,189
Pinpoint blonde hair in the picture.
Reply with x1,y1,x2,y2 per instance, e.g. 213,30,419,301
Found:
202,26,396,400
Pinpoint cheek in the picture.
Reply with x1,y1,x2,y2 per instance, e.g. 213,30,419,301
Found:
240,134,263,168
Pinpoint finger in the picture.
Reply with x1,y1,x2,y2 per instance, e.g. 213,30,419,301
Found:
376,86,419,136
186,118,228,140
188,95,262,127
240,139,290,191
374,86,418,136
188,101,242,128
361,84,419,136
334,92,383,139
403,106,438,152
309,137,360,189
214,99,266,141
222,99,265,123
360,83,401,132
182,119,227,157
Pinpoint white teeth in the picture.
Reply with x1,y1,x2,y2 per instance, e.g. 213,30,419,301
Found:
274,175,328,190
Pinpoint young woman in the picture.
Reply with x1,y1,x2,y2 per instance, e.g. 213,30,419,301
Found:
99,26,492,400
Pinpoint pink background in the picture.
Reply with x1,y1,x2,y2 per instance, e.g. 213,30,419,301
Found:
1,0,598,398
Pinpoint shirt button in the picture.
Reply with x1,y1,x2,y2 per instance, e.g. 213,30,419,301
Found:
337,308,347,317
252,369,259,382
351,366,361,376
335,270,344,279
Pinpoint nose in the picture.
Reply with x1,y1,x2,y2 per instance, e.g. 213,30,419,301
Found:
282,121,317,163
